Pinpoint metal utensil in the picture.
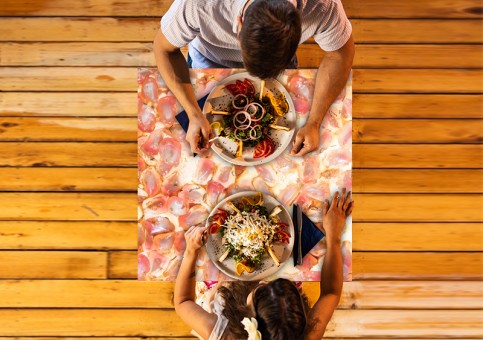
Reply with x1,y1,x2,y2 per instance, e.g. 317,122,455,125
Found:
296,204,303,265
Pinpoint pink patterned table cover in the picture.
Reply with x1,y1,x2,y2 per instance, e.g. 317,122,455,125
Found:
138,68,352,281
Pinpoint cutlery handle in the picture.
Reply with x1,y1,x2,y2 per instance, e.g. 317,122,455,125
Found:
296,205,303,265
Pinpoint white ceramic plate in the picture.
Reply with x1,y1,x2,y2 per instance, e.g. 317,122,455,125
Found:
203,72,296,166
205,191,294,281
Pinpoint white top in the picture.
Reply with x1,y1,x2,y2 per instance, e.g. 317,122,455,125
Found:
161,0,352,68
192,282,229,340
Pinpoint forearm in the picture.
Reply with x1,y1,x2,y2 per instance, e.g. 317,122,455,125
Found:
174,249,198,306
153,33,202,119
320,234,343,297
306,42,354,128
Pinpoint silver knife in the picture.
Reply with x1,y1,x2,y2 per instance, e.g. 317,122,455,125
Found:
296,204,303,265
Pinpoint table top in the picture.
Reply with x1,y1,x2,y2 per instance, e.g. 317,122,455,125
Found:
137,68,352,281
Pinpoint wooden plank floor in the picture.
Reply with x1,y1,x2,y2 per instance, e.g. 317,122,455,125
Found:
0,0,482,338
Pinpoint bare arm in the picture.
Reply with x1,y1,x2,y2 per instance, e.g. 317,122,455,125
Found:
153,30,213,153
305,189,353,340
174,226,217,339
291,35,354,156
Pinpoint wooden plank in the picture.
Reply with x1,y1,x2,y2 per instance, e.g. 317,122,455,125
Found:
2,67,481,93
0,167,137,191
0,142,136,167
354,145,482,169
0,221,136,249
0,309,479,337
0,67,137,92
344,0,483,19
353,252,482,280
0,0,481,18
0,193,136,221
1,280,481,309
0,92,136,117
2,93,480,119
353,94,483,119
2,43,482,69
0,193,479,222
353,119,483,144
352,19,483,43
300,44,483,69
353,69,483,94
353,223,483,251
110,250,483,279
0,18,481,43
0,168,479,194
354,194,482,222
0,251,106,279
0,117,136,141
353,170,483,193
1,118,480,143
0,143,479,168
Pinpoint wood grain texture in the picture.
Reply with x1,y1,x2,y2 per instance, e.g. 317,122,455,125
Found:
0,309,480,337
0,221,136,249
353,94,483,119
0,118,480,143
1,0,482,18
0,251,106,279
0,117,136,141
353,144,482,168
2,43,482,69
0,168,479,193
2,68,480,93
353,252,482,280
353,119,483,144
354,194,482,222
110,250,483,280
0,92,136,117
0,18,481,43
0,142,136,167
0,193,136,221
0,167,137,191
353,169,483,193
2,93,480,118
353,223,483,251
1,280,481,309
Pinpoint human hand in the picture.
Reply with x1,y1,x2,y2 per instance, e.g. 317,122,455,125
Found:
321,188,353,242
290,123,319,156
184,225,207,254
186,113,214,153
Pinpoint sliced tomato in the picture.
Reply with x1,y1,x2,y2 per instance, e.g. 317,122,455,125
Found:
243,79,255,96
225,84,239,96
253,139,268,158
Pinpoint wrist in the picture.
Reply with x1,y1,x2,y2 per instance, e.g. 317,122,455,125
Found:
325,233,341,245
186,106,204,120
306,117,322,129
184,248,199,258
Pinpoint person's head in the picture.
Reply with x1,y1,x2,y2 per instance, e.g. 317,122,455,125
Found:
239,0,302,79
250,278,308,339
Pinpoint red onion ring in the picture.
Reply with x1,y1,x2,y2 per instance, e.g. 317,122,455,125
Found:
249,126,262,139
244,103,265,122
233,111,251,128
232,94,248,109
233,128,250,141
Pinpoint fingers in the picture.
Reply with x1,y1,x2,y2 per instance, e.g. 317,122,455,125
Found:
346,201,353,216
200,126,212,150
338,188,346,207
290,134,304,156
323,199,329,215
292,143,313,157
343,191,352,210
331,191,339,209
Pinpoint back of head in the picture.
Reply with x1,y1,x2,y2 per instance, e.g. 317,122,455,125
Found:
254,278,308,339
240,0,302,79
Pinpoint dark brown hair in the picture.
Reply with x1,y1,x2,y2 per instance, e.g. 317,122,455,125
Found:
218,279,309,339
240,0,302,79
253,279,309,339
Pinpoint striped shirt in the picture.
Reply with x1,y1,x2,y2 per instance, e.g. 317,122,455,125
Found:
161,0,352,68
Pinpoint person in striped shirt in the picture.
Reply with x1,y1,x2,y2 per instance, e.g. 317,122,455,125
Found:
154,0,354,156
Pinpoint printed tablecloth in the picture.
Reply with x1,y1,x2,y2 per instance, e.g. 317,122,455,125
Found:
138,68,352,281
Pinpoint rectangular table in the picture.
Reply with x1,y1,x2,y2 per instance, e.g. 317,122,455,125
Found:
138,68,352,281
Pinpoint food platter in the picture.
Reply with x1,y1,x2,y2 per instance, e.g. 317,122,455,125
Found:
204,191,295,281
203,72,296,166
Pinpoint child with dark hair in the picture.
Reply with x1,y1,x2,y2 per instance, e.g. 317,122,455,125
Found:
174,189,353,339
